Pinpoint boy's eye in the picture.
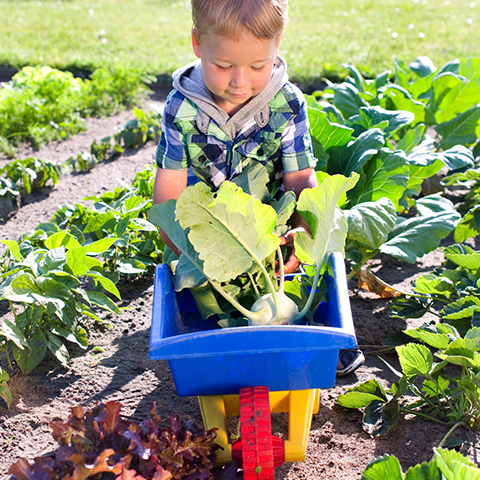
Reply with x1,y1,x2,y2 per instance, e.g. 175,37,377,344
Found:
252,65,266,72
215,65,230,71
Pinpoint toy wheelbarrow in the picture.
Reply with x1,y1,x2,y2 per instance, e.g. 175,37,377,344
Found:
149,252,358,479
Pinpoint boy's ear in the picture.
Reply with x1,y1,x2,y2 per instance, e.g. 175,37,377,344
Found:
191,28,201,58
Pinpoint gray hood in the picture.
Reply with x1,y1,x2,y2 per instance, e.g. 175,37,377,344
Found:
172,56,288,139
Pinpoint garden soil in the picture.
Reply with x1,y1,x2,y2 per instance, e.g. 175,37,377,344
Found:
0,88,479,479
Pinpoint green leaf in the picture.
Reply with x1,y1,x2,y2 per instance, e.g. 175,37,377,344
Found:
349,148,409,208
84,211,116,233
356,106,415,138
363,398,400,437
0,240,23,261
308,107,354,150
327,129,385,177
12,330,47,374
87,272,121,299
40,247,68,272
443,296,480,320
410,56,436,77
345,197,397,249
404,328,450,349
434,447,480,480
231,161,270,202
396,343,433,377
176,181,279,283
444,246,480,270
117,259,146,274
413,273,456,296
396,124,427,155
436,105,480,149
148,200,206,290
362,455,404,480
0,382,12,408
86,291,122,315
389,296,430,320
190,284,224,319
44,232,81,250
46,332,70,367
270,190,297,235
84,237,117,255
295,173,359,267
66,246,88,276
337,379,387,409
380,212,460,263
405,461,441,480
331,82,369,119
3,272,41,302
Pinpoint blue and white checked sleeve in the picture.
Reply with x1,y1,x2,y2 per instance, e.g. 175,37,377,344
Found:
281,94,316,173
155,103,190,170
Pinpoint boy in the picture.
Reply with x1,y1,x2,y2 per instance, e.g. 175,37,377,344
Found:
153,0,364,375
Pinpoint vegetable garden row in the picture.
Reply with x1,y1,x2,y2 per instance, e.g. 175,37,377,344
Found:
2,56,480,478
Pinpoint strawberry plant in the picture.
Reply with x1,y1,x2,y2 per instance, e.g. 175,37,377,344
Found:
337,324,480,437
362,448,480,479
0,233,121,374
390,244,480,335
8,400,220,480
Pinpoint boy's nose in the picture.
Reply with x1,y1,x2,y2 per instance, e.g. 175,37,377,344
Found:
230,68,248,88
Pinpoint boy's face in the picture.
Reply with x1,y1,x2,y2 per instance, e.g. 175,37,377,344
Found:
192,28,281,115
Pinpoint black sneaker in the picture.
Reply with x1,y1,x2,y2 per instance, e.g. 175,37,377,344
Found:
336,348,365,376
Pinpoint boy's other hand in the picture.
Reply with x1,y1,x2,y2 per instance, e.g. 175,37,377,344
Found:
278,226,307,274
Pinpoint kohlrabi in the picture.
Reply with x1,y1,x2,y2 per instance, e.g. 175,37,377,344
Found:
148,172,359,326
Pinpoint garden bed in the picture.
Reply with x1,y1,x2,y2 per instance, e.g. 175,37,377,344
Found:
0,88,478,479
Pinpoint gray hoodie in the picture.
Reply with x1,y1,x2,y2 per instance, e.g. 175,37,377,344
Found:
171,56,289,139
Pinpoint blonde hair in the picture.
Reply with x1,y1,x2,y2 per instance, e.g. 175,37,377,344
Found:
191,0,288,40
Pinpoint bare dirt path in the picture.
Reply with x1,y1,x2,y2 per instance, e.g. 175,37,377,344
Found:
0,89,478,479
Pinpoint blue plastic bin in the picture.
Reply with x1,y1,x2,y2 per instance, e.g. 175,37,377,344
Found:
148,252,358,396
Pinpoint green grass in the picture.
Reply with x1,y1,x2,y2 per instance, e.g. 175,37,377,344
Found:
1,0,480,86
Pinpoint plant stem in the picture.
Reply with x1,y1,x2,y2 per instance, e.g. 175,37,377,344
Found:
247,273,261,299
399,407,450,426
437,421,466,449
296,260,322,321
209,280,263,324
277,246,284,294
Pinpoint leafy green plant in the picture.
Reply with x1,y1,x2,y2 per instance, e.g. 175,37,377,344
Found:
0,64,152,156
307,98,467,284
148,172,358,326
390,244,480,335
65,151,99,172
114,105,162,149
0,233,121,374
0,157,61,198
337,324,480,437
83,63,154,116
8,400,220,479
0,66,88,154
362,448,480,480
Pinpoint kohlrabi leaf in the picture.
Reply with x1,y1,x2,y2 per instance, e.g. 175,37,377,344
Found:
348,106,415,139
345,197,397,249
436,104,480,149
175,182,279,283
380,212,461,263
231,161,270,202
294,173,359,267
348,148,409,208
327,128,385,177
271,190,296,236
148,200,207,290
307,107,354,150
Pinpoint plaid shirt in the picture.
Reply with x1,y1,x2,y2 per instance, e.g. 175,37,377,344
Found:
156,82,316,193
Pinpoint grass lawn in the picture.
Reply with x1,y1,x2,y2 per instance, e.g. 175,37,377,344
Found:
1,0,480,86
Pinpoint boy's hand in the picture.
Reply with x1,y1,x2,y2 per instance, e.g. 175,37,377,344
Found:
278,226,308,274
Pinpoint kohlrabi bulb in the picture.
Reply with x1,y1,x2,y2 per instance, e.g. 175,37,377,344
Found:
248,292,299,326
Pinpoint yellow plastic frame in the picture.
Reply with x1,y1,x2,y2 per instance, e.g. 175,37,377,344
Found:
198,389,320,465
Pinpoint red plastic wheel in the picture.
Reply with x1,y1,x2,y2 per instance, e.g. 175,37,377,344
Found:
231,386,284,479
